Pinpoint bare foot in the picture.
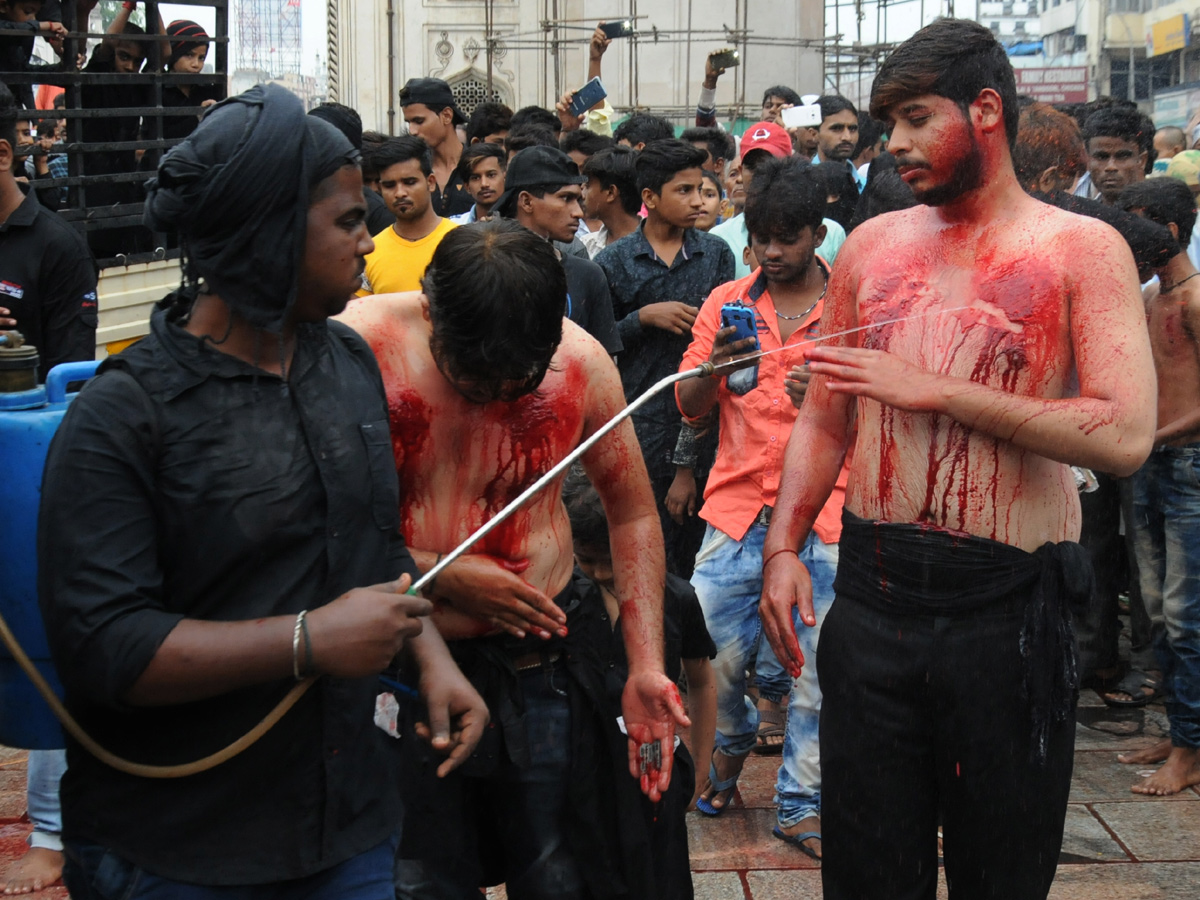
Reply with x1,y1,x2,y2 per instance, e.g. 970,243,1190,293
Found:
2,846,64,894
1118,739,1172,766
1131,746,1200,796
697,750,746,813
776,814,822,859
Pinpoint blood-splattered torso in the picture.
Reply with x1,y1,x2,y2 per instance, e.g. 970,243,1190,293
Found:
338,294,595,637
844,202,1093,549
1144,279,1200,445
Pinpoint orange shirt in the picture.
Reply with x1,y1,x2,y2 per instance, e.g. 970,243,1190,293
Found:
676,266,848,544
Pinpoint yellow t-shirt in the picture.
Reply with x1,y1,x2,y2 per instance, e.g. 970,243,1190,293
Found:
359,218,457,296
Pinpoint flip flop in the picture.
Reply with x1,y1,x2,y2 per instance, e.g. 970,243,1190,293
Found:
754,705,786,755
695,753,743,817
772,825,821,862
1102,669,1163,708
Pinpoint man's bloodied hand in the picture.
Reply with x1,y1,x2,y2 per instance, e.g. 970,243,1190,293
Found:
434,554,568,640
805,346,945,412
414,657,490,778
306,575,430,677
622,670,691,802
759,551,814,678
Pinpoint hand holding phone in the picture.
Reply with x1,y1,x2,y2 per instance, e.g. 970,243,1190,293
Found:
719,305,760,356
568,77,608,117
708,49,740,71
781,104,822,130
719,305,761,395
600,20,636,39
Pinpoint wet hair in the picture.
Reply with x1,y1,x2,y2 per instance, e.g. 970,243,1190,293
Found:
1117,178,1197,248
562,465,609,552
582,145,642,215
870,17,1019,153
744,156,825,241
466,101,512,145
614,113,675,148
505,124,558,156
817,95,857,122
853,113,886,157
0,82,16,152
1014,102,1085,190
424,219,566,402
511,105,561,135
635,139,707,195
372,135,433,178
456,141,506,182
700,169,724,198
1081,107,1152,154
762,85,802,108
559,128,613,158
681,126,736,167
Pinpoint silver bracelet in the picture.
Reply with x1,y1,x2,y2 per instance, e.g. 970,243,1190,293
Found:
292,610,308,681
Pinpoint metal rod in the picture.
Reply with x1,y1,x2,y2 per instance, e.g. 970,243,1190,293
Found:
409,363,714,595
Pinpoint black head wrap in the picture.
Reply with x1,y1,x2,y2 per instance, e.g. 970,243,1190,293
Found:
144,84,359,332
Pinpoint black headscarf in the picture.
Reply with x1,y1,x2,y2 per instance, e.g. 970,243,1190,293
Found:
144,84,359,332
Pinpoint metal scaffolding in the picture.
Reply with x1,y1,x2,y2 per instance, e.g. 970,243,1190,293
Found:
236,0,302,78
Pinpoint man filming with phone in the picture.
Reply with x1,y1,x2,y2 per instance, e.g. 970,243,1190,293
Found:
677,156,847,859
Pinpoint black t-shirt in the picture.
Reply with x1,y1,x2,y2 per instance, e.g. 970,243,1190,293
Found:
0,187,97,379
562,253,622,355
39,309,417,884
600,571,716,685
365,187,395,237
431,165,473,217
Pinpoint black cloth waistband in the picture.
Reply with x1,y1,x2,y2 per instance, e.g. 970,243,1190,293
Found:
835,510,1093,763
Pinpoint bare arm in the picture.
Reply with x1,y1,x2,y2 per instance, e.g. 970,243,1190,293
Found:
588,25,610,83
807,223,1156,477
578,333,689,800
682,656,716,808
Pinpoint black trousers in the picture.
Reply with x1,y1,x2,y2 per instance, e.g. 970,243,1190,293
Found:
817,593,1076,900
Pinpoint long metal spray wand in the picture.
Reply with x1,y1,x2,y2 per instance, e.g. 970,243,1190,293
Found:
408,305,969,595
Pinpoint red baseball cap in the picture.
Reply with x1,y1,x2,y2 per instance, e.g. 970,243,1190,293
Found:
739,121,792,161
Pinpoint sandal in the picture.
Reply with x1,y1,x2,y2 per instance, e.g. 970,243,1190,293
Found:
754,703,786,755
1102,669,1163,708
695,752,745,817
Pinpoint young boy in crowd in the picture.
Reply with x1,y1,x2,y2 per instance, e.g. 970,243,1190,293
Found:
449,142,506,225
0,0,67,109
580,145,642,258
1114,177,1200,795
564,469,716,899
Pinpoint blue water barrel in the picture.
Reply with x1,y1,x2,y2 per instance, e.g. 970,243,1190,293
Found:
0,359,100,748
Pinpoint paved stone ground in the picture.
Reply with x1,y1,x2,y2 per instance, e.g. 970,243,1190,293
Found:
2,694,1196,898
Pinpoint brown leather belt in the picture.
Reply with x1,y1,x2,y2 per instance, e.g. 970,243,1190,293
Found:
512,649,563,673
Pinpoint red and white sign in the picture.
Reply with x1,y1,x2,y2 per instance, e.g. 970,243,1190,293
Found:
1014,67,1089,104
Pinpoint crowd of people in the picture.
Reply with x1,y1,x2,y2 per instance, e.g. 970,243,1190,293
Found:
0,11,1196,900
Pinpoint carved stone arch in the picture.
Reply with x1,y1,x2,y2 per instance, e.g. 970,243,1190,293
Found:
445,67,514,117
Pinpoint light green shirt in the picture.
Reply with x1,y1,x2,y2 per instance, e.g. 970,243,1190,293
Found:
711,214,845,280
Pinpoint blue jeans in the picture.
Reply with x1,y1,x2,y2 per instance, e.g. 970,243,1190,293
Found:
691,522,837,827
27,749,66,852
62,836,397,900
1130,445,1200,749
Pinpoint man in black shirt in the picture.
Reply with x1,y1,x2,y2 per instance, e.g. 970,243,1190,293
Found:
0,84,96,380
38,84,486,899
498,145,622,355
399,77,473,217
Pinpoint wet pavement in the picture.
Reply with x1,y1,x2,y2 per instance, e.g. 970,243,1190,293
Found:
2,692,1196,898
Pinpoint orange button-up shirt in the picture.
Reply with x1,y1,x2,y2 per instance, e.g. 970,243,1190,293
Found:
676,267,848,544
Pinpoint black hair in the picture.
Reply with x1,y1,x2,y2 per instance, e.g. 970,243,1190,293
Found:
808,161,847,200
871,17,1019,153
762,85,802,108
817,95,858,122
700,169,724,198
505,124,558,156
36,116,59,139
562,465,609,551
511,105,561,135
614,113,675,148
744,156,825,241
847,152,919,230
372,135,433,177
360,130,387,180
582,145,642,215
681,126,736,166
635,139,707,194
456,141,507,181
423,219,566,403
560,129,613,158
853,112,885,157
1117,178,1197,248
116,20,147,54
466,101,513,145
1082,106,1153,155
0,82,16,153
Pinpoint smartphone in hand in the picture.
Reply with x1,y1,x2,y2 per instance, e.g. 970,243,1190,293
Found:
708,48,740,70
569,77,608,117
720,304,760,353
600,20,636,39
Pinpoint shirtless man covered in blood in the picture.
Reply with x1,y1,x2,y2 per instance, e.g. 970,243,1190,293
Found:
339,219,689,900
757,19,1156,900
1113,177,1200,796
